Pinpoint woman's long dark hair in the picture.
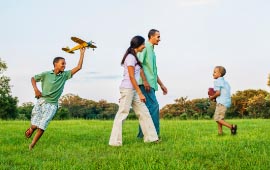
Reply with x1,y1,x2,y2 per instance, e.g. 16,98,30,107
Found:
121,36,144,68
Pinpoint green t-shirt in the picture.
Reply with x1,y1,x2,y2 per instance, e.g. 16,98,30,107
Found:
137,41,158,91
34,70,72,104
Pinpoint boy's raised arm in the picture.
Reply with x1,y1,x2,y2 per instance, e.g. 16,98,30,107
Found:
71,48,86,76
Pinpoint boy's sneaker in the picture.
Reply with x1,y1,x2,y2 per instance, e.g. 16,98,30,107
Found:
231,124,237,135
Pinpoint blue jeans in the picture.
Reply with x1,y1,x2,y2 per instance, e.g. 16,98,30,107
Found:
137,85,159,138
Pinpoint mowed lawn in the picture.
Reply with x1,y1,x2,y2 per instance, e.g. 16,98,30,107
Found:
0,119,270,170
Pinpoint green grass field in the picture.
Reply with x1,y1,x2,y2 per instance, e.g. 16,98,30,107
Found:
0,119,270,170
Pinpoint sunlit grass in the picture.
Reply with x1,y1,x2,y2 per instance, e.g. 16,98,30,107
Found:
0,119,269,169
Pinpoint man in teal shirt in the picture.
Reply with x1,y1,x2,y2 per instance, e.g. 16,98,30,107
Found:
137,29,168,138
25,48,86,150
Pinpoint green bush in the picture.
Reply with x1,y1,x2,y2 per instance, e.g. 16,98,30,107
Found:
179,113,188,120
17,114,27,120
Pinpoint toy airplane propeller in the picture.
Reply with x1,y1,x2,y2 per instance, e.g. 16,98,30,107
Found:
62,37,97,54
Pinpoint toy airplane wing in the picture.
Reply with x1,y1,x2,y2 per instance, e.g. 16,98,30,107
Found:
71,37,86,44
62,47,74,54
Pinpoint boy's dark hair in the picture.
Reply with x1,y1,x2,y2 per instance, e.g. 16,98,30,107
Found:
216,66,226,77
53,57,65,67
148,29,159,39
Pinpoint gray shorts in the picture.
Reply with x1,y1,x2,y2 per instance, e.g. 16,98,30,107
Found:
31,98,58,130
214,103,227,121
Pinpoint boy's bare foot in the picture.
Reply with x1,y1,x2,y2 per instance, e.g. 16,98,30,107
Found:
25,128,33,138
218,130,223,135
29,144,34,151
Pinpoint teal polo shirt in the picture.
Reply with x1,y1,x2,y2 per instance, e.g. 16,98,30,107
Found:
34,70,72,104
137,41,158,91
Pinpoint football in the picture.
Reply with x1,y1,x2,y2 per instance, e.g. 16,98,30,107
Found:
208,88,216,96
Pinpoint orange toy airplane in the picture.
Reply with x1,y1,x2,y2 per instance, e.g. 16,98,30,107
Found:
62,37,97,54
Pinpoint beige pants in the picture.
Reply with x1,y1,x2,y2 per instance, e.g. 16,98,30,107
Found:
109,88,158,146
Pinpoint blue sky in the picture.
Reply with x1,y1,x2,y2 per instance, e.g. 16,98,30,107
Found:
1,0,270,107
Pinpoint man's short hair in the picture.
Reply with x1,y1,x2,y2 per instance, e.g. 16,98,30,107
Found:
148,29,159,39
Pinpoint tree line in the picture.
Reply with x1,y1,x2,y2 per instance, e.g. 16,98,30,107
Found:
11,89,270,120
160,89,270,120
16,94,120,120
0,58,18,119
1,58,270,120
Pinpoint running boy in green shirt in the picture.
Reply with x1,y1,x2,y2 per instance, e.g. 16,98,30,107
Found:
25,48,86,150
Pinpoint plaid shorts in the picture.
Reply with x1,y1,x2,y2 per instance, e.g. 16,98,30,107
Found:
31,98,58,130
213,103,227,121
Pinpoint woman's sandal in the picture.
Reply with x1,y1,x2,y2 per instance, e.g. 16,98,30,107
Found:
25,128,33,138
231,124,237,135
